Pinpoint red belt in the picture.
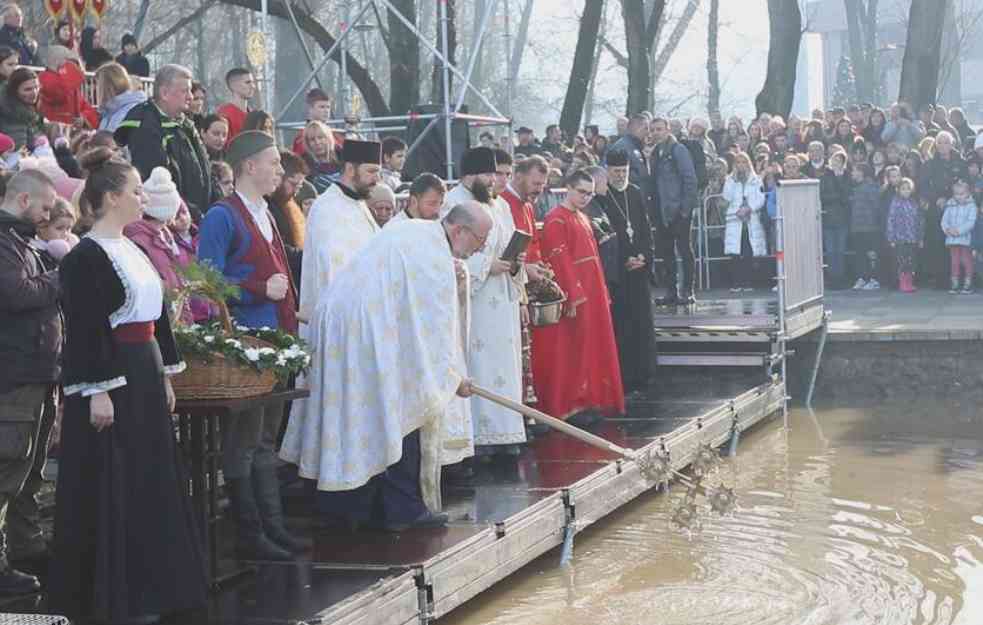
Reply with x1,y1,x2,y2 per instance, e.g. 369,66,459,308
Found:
113,321,155,343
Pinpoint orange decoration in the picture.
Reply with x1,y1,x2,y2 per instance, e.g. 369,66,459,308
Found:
68,0,87,22
88,0,110,20
44,0,67,19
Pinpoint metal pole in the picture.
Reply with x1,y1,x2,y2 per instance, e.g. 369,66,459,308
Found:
805,317,828,409
261,0,271,113
776,193,789,429
404,116,442,159
283,0,325,90
339,4,350,117
504,0,513,121
439,0,454,181
274,1,373,121
378,0,506,119
452,0,498,113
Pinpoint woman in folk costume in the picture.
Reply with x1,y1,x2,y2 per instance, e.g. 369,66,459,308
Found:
49,148,207,624
531,169,625,424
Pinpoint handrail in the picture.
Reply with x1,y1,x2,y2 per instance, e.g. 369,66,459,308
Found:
24,64,155,109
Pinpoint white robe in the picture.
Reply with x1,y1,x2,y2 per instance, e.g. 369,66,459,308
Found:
385,210,475,466
280,220,467,512
465,196,526,446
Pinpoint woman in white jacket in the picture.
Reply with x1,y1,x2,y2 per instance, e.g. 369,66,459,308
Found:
722,151,767,291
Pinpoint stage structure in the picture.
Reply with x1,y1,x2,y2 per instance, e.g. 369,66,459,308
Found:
268,0,516,181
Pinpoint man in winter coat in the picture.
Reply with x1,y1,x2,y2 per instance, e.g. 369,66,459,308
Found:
650,116,699,304
115,64,212,221
115,33,151,78
609,114,653,205
0,4,36,66
0,170,60,595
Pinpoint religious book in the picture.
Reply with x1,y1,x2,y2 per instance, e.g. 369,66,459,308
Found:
501,230,532,263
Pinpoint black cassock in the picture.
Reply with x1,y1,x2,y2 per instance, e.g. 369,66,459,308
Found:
596,184,656,393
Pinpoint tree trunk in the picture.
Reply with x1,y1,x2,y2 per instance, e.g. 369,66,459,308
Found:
431,0,457,104
559,0,604,141
844,0,879,104
707,0,720,115
651,0,701,86
622,0,666,115
898,0,949,112
755,0,802,119
388,0,420,114
133,0,153,42
510,0,535,89
217,0,391,116
584,0,610,127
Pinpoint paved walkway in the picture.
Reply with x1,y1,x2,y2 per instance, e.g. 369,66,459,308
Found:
824,289,983,340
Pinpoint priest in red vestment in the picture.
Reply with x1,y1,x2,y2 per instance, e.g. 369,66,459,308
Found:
531,170,625,421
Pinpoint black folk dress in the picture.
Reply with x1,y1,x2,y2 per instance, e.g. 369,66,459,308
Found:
49,236,207,623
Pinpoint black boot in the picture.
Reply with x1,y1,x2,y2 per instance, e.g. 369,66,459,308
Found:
227,477,293,561
252,466,313,554
0,567,40,595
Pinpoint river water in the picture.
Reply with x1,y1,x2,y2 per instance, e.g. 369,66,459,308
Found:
445,404,983,625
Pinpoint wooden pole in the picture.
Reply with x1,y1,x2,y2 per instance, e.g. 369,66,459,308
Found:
470,385,637,460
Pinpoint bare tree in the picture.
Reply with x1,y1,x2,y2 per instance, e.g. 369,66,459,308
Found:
707,0,720,115
584,0,612,126
559,0,605,140
898,0,949,111
430,0,457,103
650,0,701,86
843,0,879,104
622,0,667,115
755,0,802,118
936,1,983,104
510,0,535,88
388,0,420,115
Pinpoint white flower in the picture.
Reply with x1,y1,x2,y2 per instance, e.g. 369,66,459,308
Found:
225,339,242,349
260,326,271,332
243,348,261,362
259,347,276,356
276,355,288,367
204,336,214,343
237,325,249,332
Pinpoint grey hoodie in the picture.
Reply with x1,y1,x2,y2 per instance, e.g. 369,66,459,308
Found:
98,89,148,133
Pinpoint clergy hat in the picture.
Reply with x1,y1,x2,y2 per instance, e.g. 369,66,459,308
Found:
460,147,497,176
341,139,382,165
225,130,276,169
606,150,629,167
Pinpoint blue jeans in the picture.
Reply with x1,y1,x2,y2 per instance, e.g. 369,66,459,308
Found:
823,225,849,286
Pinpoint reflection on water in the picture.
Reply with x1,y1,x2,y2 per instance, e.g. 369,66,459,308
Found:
444,404,983,625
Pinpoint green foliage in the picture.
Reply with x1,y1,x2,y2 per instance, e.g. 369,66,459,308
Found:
174,322,312,383
832,56,857,108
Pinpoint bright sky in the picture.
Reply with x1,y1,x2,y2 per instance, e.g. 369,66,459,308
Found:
519,0,771,132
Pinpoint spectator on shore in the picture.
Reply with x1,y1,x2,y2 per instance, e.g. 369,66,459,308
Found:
886,177,923,293
95,62,146,133
115,64,211,221
942,178,977,293
52,19,75,53
514,126,541,158
217,68,255,146
828,118,855,153
242,109,274,135
881,103,924,149
302,120,340,194
198,113,229,161
0,67,43,152
848,163,882,290
722,151,766,292
291,88,333,156
783,153,804,180
38,45,98,128
922,131,968,289
803,141,825,178
864,107,887,148
949,107,976,147
0,45,17,93
919,137,936,163
651,116,698,304
820,150,851,288
78,26,111,71
541,124,569,161
210,159,233,203
268,150,307,284
380,137,406,191
0,4,35,65
189,81,207,126
115,33,150,78
609,114,653,206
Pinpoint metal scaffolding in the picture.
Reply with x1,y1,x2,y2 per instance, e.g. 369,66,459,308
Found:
270,0,514,181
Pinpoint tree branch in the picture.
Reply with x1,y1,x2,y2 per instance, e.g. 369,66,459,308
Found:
143,0,219,55
598,34,629,69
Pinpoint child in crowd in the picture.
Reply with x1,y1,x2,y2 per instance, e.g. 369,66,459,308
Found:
848,164,882,289
35,197,77,262
886,178,923,293
169,201,211,323
941,178,978,294
763,162,783,254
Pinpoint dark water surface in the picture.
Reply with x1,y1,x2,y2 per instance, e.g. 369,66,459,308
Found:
444,404,983,625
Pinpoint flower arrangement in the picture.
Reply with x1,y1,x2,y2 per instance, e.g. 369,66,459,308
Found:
168,261,312,396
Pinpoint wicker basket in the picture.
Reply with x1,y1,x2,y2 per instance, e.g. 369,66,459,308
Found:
170,300,278,400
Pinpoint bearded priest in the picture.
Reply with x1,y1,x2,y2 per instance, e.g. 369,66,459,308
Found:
280,202,493,532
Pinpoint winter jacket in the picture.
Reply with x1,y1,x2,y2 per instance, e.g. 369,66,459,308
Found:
115,101,212,221
0,209,62,394
124,218,194,323
38,62,99,128
722,173,767,257
819,168,851,228
881,120,925,149
0,25,37,65
941,196,978,247
0,96,45,151
885,196,923,245
923,152,970,208
848,180,882,234
170,224,211,322
651,136,698,226
115,51,151,78
608,134,653,205
98,89,148,133
765,186,778,220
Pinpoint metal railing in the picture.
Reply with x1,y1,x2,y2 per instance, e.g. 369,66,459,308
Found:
25,64,155,111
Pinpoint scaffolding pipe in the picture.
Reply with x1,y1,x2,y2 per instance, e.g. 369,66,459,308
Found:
274,1,372,122
339,4,350,116
439,0,454,180
283,0,325,90
453,0,499,114
504,0,513,122
261,0,271,113
404,116,443,160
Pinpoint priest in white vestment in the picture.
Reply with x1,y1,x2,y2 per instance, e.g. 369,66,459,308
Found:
451,148,526,459
280,203,493,532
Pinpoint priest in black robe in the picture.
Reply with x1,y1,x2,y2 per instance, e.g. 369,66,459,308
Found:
597,150,656,393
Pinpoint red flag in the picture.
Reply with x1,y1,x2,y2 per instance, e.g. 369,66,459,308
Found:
88,0,110,20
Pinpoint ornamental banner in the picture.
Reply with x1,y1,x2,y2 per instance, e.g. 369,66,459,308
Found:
44,0,66,19
88,0,109,20
68,0,87,22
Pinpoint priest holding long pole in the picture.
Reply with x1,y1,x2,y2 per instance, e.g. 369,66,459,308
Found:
279,202,493,532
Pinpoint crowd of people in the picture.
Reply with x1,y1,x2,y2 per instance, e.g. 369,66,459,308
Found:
1,3,981,622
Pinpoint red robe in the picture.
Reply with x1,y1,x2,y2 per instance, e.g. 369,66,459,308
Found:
531,206,625,420
217,103,248,147
500,186,541,263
